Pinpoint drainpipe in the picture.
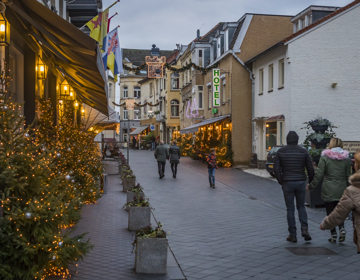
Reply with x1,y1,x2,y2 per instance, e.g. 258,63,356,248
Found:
231,51,255,153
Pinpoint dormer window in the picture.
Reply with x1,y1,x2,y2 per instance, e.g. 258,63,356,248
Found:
199,49,203,67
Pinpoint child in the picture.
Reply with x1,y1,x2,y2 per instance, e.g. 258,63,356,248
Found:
207,148,218,188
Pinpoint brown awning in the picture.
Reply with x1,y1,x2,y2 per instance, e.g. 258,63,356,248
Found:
7,0,109,115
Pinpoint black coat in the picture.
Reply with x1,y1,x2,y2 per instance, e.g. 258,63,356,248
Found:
169,145,180,164
274,131,314,185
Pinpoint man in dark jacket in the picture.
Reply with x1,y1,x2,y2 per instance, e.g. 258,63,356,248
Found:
151,135,156,151
154,140,169,179
169,140,180,178
274,131,315,243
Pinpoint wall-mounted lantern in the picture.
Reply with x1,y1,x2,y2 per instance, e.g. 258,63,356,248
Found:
37,56,48,80
60,80,75,100
0,12,10,46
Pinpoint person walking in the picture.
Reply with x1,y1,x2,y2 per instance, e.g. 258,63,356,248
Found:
132,136,137,150
320,171,360,254
169,140,180,178
274,131,315,243
151,135,156,151
207,148,218,188
154,140,169,179
308,138,351,243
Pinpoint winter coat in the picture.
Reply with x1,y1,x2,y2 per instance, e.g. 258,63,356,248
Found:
309,148,351,202
154,144,169,163
169,145,180,164
322,171,360,253
207,154,217,169
274,131,314,185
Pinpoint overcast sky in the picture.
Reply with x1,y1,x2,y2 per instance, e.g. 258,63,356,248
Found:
103,0,352,51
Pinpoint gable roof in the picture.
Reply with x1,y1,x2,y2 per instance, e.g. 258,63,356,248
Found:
122,48,174,66
196,22,225,43
283,0,360,43
166,51,180,65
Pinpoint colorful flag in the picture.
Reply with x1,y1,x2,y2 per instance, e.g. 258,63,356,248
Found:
102,27,123,82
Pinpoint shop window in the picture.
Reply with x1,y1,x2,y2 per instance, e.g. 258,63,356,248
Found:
171,99,179,117
266,122,277,150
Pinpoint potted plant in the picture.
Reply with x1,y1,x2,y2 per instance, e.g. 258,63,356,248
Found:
309,133,331,149
125,183,145,211
133,222,168,274
307,117,332,133
122,172,136,192
127,196,151,231
154,110,160,115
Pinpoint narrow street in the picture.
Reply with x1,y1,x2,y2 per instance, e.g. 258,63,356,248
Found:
68,150,359,280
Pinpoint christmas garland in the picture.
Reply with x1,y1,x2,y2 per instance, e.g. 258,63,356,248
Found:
112,101,160,108
122,61,220,74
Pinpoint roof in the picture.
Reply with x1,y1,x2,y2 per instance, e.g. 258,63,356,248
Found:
180,115,230,134
166,51,180,65
196,22,225,43
229,18,245,49
245,42,284,64
130,126,149,135
122,48,174,66
283,0,360,43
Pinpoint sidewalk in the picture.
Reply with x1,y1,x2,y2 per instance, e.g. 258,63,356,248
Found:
129,150,359,280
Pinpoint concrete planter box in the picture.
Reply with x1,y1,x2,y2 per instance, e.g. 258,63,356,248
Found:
126,191,145,211
135,237,168,274
122,177,136,192
128,206,151,231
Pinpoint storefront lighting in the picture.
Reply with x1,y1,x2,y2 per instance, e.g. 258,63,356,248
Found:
81,108,85,115
226,123,229,127
266,124,269,128
37,56,48,80
74,101,79,107
60,80,75,100
0,13,10,46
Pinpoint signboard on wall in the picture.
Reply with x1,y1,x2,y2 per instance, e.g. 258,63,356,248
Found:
213,69,220,107
343,141,360,153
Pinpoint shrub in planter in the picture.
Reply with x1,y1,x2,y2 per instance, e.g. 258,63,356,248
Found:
133,223,167,274
122,174,136,192
128,196,151,231
125,183,145,211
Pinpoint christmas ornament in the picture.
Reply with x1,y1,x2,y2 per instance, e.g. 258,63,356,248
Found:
24,133,29,138
58,171,61,174
90,189,93,192
70,170,73,175
77,160,81,163
52,255,56,260
58,241,63,247
81,193,83,196
25,212,32,219
56,153,61,158
67,148,71,151
74,187,76,190
65,175,71,180
41,147,46,152
3,105,7,110
71,179,75,183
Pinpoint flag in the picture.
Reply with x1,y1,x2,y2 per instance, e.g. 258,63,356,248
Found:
102,27,123,82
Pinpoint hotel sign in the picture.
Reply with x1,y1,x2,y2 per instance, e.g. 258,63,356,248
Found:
213,69,220,107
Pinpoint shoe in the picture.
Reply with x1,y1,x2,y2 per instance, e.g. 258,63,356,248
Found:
287,236,297,243
301,228,312,241
209,183,213,188
339,228,346,242
328,233,337,243
212,184,215,188
173,174,175,178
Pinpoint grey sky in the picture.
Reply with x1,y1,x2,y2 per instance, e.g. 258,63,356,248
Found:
103,0,352,51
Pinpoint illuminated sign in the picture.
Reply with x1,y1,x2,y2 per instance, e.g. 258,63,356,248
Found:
213,69,220,107
185,98,199,118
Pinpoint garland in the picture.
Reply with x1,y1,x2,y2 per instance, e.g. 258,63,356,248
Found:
112,101,160,108
122,61,220,74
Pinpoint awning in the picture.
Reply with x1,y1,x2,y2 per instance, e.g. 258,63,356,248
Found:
83,104,119,131
130,126,149,135
180,115,230,135
7,0,109,115
252,115,285,122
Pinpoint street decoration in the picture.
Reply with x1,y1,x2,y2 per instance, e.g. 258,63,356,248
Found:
185,98,199,118
112,101,160,108
145,55,166,78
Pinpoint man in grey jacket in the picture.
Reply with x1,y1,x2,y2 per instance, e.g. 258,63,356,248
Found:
154,140,169,179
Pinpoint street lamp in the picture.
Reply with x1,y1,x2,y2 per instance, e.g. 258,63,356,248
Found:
148,110,154,118
37,56,48,80
0,12,10,46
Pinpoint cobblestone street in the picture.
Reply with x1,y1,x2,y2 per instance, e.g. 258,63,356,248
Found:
70,150,359,280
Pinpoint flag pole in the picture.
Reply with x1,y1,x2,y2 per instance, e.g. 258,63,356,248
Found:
108,12,118,32
79,0,120,31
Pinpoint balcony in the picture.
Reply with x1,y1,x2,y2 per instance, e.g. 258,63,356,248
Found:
156,113,166,122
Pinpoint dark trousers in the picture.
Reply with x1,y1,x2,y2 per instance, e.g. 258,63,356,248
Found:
325,201,344,234
282,180,308,237
158,161,166,177
171,163,178,175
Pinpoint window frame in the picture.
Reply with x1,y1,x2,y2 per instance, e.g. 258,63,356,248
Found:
123,86,128,98
171,73,180,90
208,86,212,109
268,64,274,92
259,68,264,95
278,59,285,89
170,99,180,117
134,86,141,98
123,109,128,120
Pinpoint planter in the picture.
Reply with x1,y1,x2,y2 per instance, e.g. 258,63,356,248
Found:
305,178,325,208
126,191,144,211
310,138,331,149
135,237,168,274
311,125,328,134
128,206,151,231
122,177,136,192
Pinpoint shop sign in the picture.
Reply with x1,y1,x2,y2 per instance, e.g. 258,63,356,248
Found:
213,69,220,107
343,141,360,153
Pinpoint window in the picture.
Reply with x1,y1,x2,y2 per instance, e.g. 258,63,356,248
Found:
171,73,179,89
134,86,141,98
268,64,273,91
222,82,226,104
208,87,212,109
150,83,153,96
123,110,128,120
164,78,166,90
123,86,128,98
278,59,285,88
266,122,277,150
134,107,140,120
199,49,203,67
171,99,179,117
198,86,203,109
160,100,162,112
259,68,264,94
123,129,128,142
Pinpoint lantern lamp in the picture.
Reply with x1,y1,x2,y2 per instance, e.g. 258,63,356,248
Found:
61,80,70,97
74,101,79,108
0,13,10,46
37,56,48,80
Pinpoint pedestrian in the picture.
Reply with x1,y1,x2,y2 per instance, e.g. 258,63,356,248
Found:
274,131,314,243
320,171,360,254
154,140,169,179
308,138,351,243
151,135,156,151
132,136,137,150
169,140,180,178
207,148,218,188
354,151,360,172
